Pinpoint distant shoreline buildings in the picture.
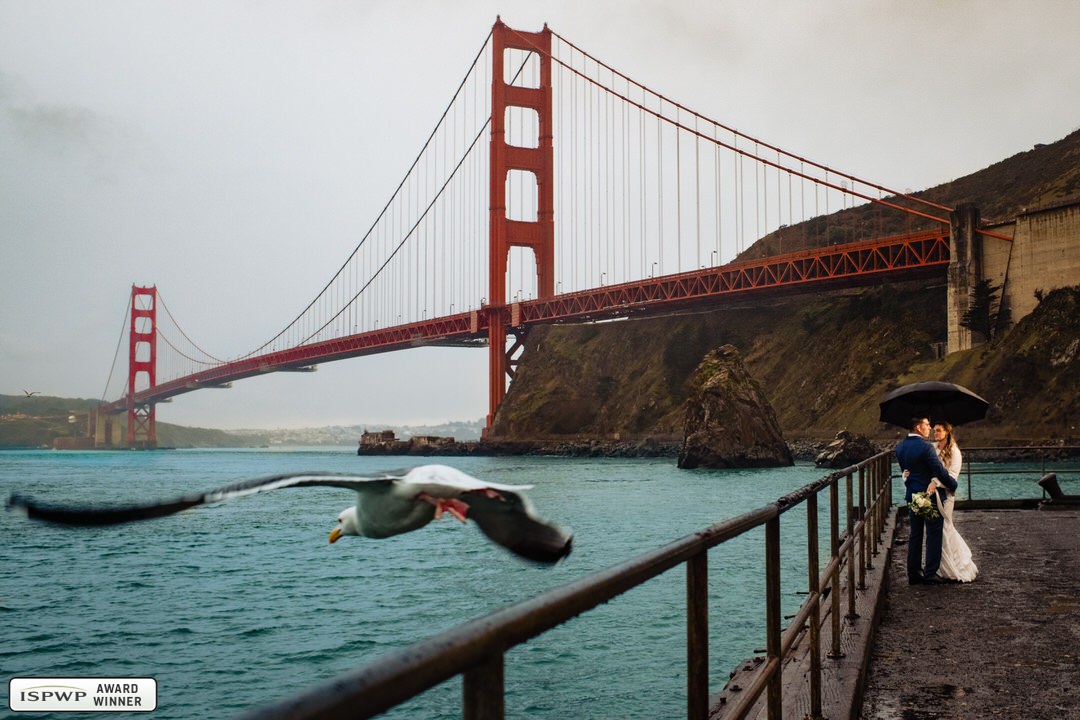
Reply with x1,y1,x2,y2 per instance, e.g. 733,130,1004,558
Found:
358,429,456,455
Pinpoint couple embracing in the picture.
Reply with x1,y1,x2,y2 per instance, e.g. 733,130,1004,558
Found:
897,416,979,585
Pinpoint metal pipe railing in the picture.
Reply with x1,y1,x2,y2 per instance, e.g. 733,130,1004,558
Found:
234,452,897,720
704,452,894,720
960,446,1080,499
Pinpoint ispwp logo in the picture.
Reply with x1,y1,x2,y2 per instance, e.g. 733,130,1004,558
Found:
9,677,157,712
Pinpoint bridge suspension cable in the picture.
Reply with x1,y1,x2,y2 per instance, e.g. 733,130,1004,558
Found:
155,291,227,366
101,292,132,403
548,30,953,216
227,28,500,363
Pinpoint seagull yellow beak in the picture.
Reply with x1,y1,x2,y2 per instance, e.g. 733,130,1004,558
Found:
329,527,343,544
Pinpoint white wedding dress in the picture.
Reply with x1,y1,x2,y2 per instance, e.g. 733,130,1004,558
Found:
933,446,978,582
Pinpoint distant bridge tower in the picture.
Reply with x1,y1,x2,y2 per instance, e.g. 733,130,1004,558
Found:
487,19,554,429
127,285,157,448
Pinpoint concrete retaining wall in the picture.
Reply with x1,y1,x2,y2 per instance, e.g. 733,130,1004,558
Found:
950,199,1080,354
1001,200,1080,321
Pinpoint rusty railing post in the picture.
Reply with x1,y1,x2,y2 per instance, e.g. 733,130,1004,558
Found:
765,514,782,718
828,479,844,659
687,551,708,720
806,493,823,719
868,455,876,557
464,653,505,720
858,464,867,587
845,472,858,620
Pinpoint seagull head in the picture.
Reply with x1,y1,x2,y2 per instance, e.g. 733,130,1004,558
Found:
329,506,359,544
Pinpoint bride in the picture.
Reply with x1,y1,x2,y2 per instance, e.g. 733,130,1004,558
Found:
927,421,978,582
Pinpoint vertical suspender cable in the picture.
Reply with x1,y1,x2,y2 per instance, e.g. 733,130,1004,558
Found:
779,159,787,240
736,150,743,254
652,95,660,276
695,116,700,268
676,105,682,272
715,127,721,265
759,148,765,249
624,75,631,281
637,82,644,277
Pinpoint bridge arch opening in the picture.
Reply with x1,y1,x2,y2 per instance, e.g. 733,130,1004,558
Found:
507,246,539,303
133,342,152,365
506,169,539,222
505,106,539,149
503,47,541,88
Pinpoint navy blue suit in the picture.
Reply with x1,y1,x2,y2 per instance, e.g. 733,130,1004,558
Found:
896,433,957,582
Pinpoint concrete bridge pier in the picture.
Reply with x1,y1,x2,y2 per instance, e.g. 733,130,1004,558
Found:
93,407,124,448
947,202,982,354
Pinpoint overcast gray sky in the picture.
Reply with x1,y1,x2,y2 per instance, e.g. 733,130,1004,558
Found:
2,0,1078,430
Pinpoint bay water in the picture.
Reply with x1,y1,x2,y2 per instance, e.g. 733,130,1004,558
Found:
0,448,1051,718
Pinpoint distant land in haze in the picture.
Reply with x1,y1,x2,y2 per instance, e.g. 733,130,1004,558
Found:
0,394,483,449
230,419,486,447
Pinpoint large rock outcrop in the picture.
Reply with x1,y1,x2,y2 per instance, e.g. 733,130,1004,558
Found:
678,345,794,469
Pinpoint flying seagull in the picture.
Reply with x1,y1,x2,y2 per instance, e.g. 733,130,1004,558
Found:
22,389,39,397
6,464,573,564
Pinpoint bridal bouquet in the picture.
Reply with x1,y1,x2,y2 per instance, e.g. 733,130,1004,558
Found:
908,491,940,521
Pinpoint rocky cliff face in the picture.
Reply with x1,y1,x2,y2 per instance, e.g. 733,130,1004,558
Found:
678,345,793,468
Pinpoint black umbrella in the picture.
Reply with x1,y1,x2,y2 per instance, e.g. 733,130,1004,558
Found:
878,381,989,428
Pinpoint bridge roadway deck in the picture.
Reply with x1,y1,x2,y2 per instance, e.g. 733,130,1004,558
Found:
715,506,1080,719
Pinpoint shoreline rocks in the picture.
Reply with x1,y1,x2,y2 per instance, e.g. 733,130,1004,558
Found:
356,437,1079,463
814,430,879,468
358,438,682,458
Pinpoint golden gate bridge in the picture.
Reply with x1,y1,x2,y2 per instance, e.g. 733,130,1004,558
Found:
98,19,1003,447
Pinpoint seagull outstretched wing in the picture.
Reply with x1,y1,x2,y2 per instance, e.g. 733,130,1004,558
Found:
7,465,572,563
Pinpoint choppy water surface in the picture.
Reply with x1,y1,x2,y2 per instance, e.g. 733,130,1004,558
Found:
0,448,1053,718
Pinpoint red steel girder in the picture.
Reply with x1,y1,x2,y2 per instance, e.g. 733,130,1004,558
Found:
104,312,485,412
516,228,949,325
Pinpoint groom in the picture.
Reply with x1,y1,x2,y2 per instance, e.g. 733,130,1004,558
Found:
896,416,957,585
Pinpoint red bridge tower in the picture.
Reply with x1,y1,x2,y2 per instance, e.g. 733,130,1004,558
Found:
127,285,157,447
487,19,554,430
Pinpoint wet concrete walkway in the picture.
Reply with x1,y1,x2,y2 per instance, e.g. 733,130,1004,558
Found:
859,508,1080,719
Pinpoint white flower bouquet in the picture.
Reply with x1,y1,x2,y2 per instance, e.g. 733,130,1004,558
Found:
908,491,940,521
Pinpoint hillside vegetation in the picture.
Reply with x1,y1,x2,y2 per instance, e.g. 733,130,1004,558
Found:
492,284,1078,445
